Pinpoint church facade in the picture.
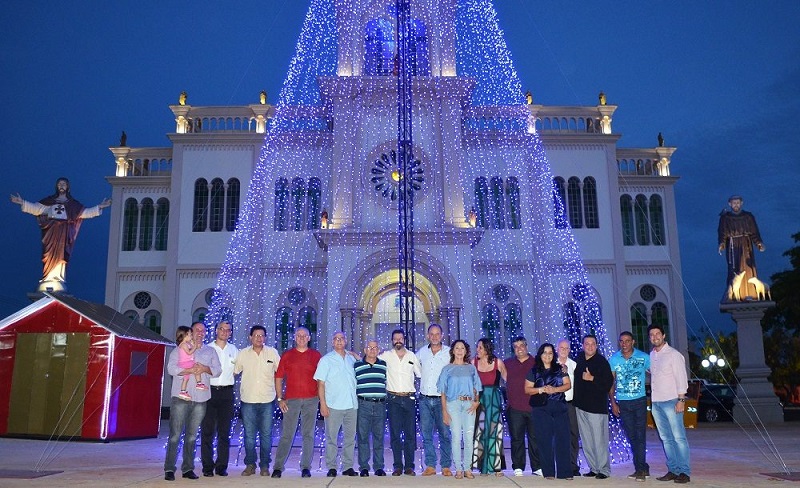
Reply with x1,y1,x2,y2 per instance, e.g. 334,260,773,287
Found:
104,0,686,361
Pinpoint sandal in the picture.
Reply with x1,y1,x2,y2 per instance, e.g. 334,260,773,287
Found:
495,472,504,477
465,471,475,479
455,471,463,479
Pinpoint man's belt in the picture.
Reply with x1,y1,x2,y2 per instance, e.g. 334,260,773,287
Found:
387,391,413,397
358,396,387,402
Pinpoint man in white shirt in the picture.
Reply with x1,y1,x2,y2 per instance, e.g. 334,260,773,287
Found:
379,328,421,476
417,324,452,476
200,321,238,477
557,339,580,476
234,325,280,476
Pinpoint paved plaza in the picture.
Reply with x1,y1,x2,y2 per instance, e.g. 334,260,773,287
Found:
0,421,797,487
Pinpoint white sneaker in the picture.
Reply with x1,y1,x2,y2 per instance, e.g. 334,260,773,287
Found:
514,469,524,477
533,469,543,477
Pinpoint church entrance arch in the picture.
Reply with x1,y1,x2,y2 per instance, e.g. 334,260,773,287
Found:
337,249,463,350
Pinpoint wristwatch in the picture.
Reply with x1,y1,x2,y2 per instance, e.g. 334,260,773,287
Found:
277,398,284,402
678,398,686,403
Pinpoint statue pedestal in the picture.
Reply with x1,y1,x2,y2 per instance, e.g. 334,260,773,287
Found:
720,301,783,424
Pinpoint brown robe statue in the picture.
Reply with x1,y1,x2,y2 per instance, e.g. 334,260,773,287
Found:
718,196,764,302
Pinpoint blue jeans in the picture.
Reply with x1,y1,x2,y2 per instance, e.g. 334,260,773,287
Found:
445,398,475,472
651,399,690,476
387,393,417,470
241,401,274,468
619,396,649,473
164,397,207,474
357,398,387,471
419,395,452,469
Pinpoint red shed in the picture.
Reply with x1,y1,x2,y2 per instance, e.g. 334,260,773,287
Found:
0,293,171,441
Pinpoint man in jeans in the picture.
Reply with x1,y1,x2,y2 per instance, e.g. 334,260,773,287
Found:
609,331,651,482
164,322,221,481
234,325,281,476
504,336,542,477
355,338,388,476
417,324,452,476
649,325,691,484
271,327,321,479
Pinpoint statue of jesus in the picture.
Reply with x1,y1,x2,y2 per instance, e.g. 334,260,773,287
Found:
10,177,111,293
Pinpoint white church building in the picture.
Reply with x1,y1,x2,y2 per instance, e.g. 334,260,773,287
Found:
103,0,686,361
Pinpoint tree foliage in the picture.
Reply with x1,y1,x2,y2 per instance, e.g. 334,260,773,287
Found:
762,231,800,404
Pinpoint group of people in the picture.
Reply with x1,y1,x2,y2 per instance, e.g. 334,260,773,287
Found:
163,322,691,484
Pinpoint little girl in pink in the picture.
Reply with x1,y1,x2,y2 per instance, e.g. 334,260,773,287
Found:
176,326,207,400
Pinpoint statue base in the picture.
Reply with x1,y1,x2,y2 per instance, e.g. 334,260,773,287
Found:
719,300,784,424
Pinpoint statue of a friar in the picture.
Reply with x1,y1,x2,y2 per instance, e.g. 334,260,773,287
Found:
10,177,111,293
718,195,766,302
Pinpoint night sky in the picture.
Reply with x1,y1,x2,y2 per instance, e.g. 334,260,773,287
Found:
2,1,798,344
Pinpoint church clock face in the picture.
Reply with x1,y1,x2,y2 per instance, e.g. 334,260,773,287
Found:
369,149,426,207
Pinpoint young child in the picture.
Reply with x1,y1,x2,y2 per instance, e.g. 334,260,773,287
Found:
176,326,207,401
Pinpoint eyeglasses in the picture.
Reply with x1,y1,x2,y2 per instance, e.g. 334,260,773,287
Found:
366,346,379,350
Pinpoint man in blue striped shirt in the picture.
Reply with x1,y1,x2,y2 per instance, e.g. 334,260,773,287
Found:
354,338,388,477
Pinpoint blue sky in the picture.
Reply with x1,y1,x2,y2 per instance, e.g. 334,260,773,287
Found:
2,1,798,343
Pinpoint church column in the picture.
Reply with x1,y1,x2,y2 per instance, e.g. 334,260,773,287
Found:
436,306,461,343
339,307,360,350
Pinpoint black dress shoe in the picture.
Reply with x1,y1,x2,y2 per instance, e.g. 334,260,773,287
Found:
375,469,387,476
301,468,311,478
360,469,370,477
674,473,690,484
202,470,214,477
657,472,678,481
583,471,598,477
342,468,358,476
182,470,199,479
595,473,609,479
327,469,337,477
215,468,228,476
404,468,416,476
573,469,582,477
271,469,282,478
164,471,175,481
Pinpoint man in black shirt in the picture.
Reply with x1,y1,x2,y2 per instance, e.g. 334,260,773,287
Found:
573,335,613,479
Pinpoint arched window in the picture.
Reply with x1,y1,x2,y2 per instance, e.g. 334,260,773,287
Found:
209,178,225,232
275,307,293,352
192,308,208,324
155,198,169,251
634,194,650,245
631,303,649,351
407,19,430,76
306,177,321,230
124,309,139,324
562,302,582,359
583,177,599,228
139,198,154,251
192,178,209,232
481,304,501,348
291,177,306,231
144,310,162,335
364,19,395,76
474,177,489,228
274,178,289,231
489,176,505,229
567,177,582,228
553,177,568,229
504,303,522,357
506,177,521,229
298,306,317,348
122,198,138,251
226,178,240,232
620,195,634,245
649,194,666,245
651,302,669,333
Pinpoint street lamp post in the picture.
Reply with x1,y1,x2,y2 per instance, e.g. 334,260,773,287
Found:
701,353,726,383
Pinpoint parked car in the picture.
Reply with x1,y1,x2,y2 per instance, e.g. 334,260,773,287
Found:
698,383,736,422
